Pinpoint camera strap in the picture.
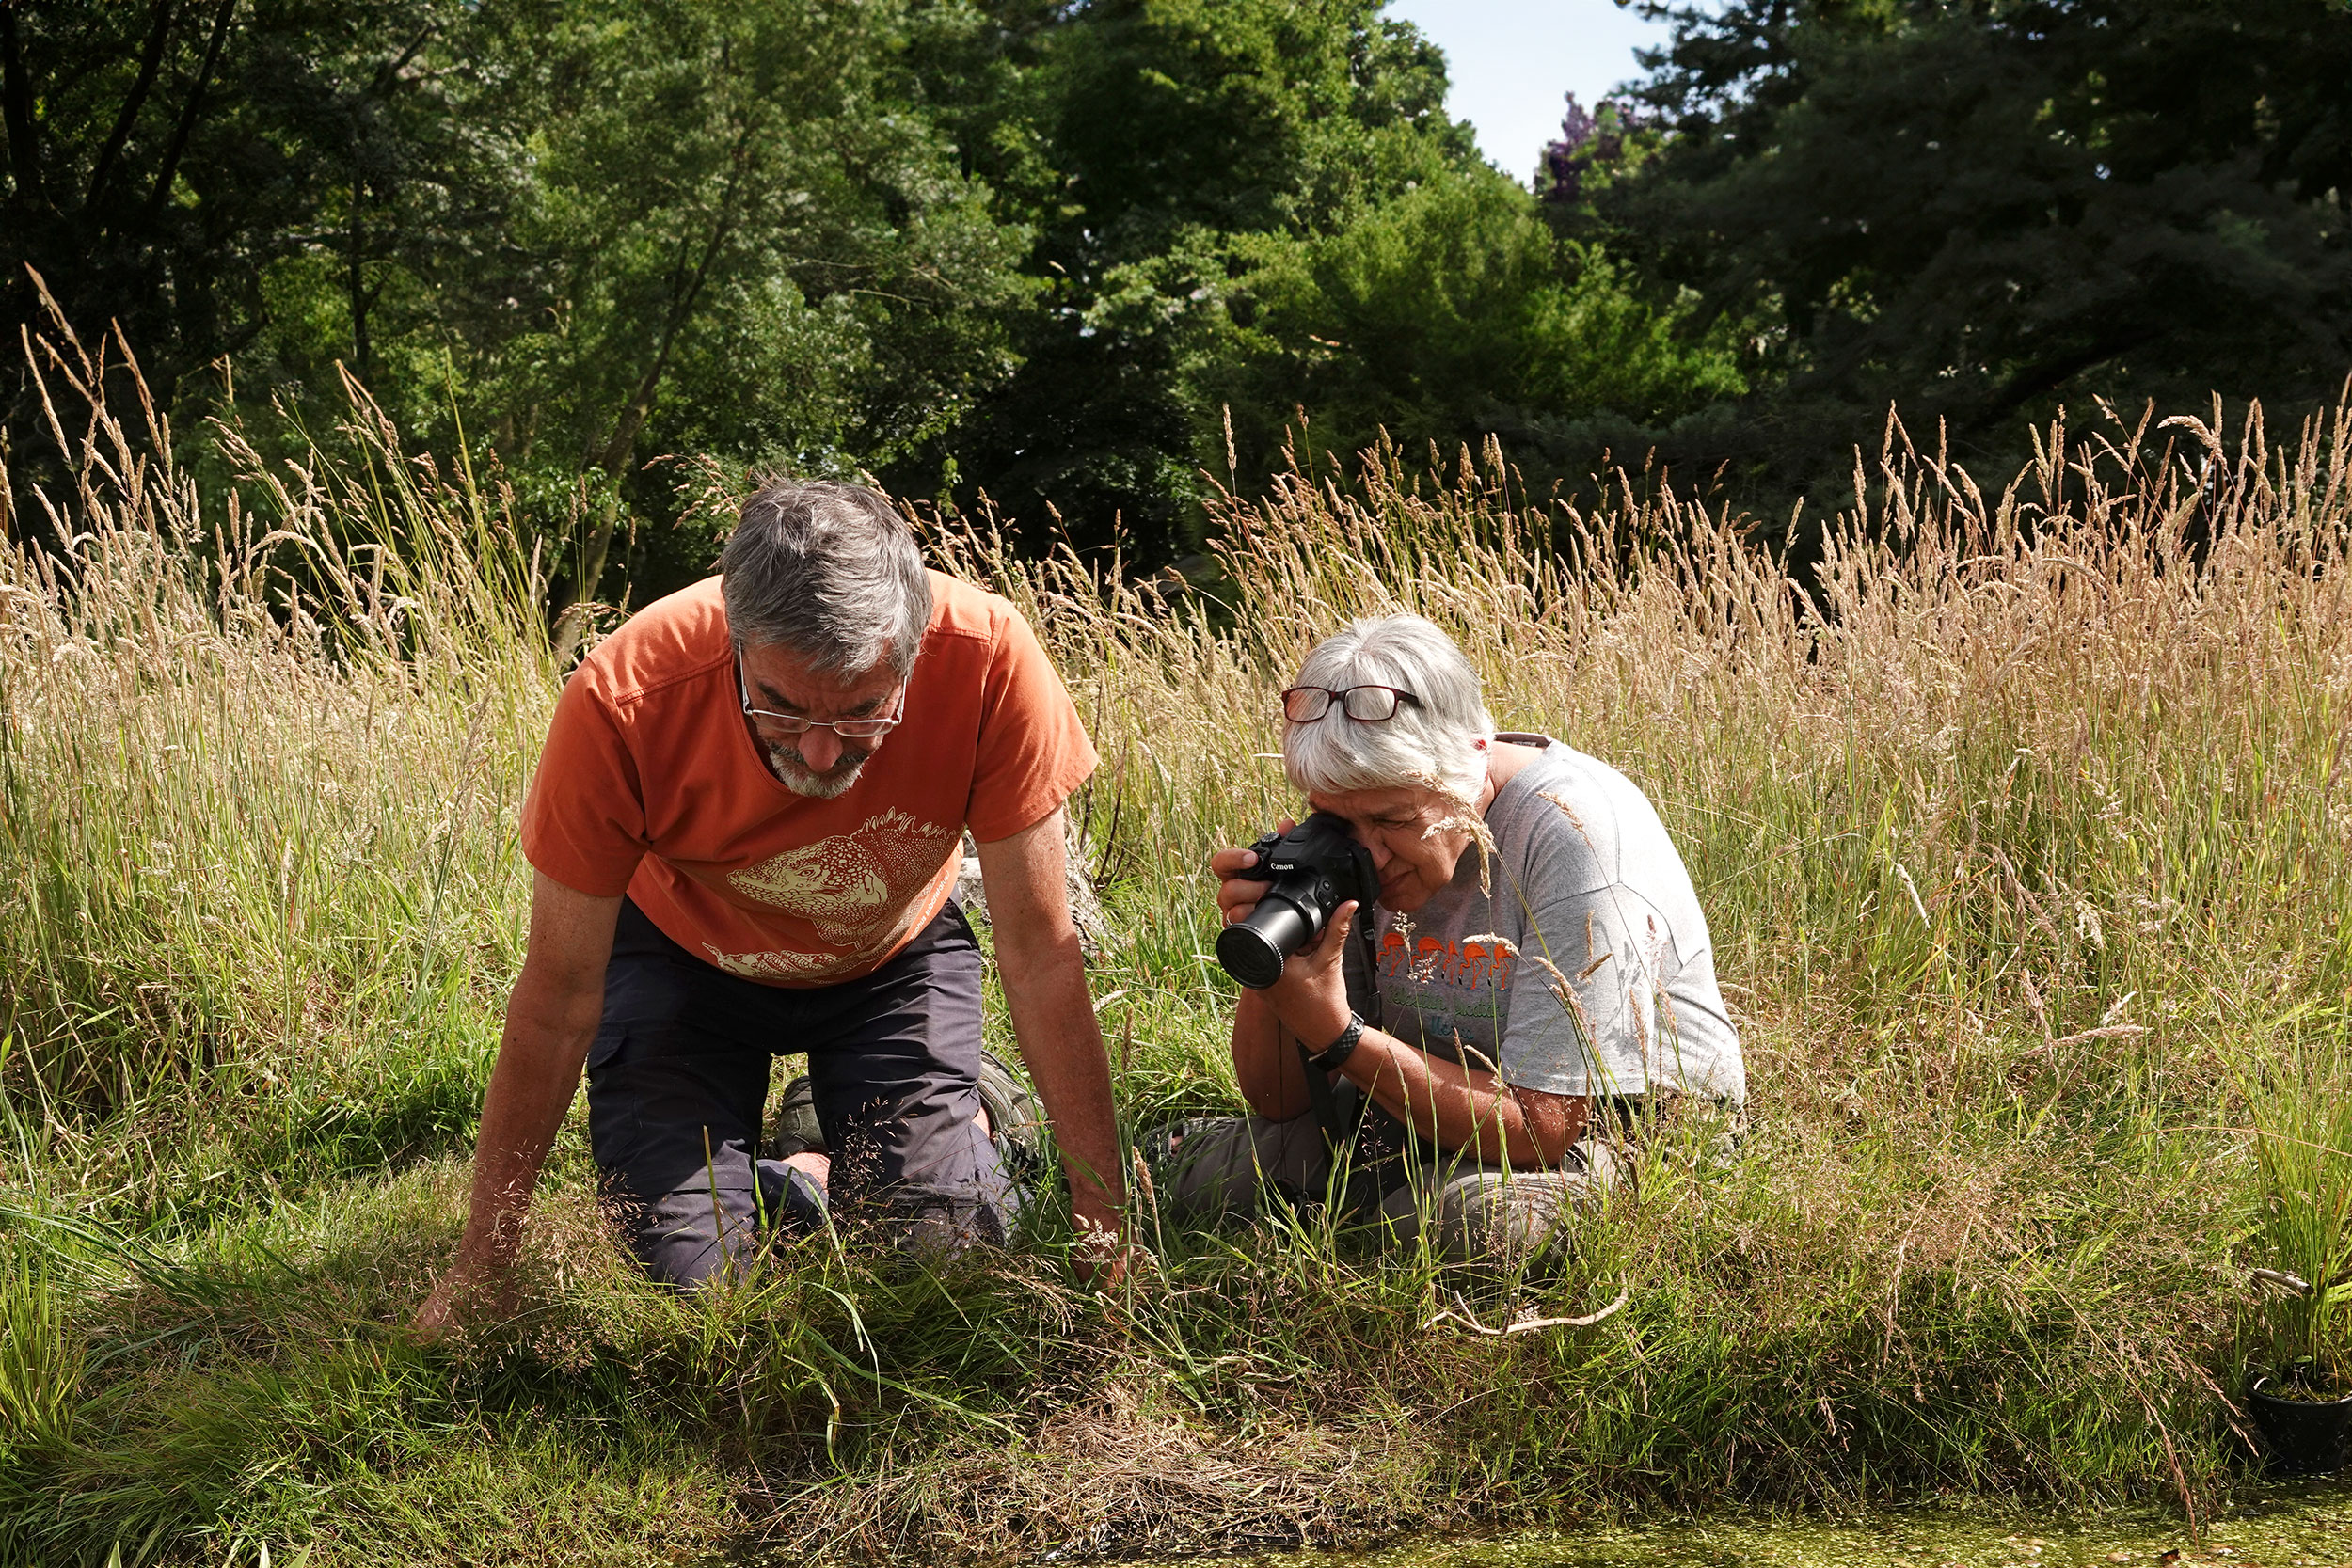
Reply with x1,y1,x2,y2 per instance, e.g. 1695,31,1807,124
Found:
1297,911,1385,1217
1295,1037,1358,1214
1298,1037,1347,1145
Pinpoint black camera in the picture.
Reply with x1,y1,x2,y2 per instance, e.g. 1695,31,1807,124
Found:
1214,812,1380,990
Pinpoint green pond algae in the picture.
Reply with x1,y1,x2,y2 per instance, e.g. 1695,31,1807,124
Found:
1210,1483,2352,1568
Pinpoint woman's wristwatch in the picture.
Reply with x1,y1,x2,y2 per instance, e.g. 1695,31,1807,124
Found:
1305,1013,1366,1074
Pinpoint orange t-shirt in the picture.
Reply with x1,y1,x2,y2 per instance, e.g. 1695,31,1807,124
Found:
518,572,1097,987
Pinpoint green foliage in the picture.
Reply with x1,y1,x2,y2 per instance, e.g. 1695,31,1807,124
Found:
4,0,1040,600
1209,165,1746,490
0,0,495,473
1043,0,1468,249
263,0,1041,603
0,1253,83,1460
12,0,2352,582
1591,0,2352,505
903,0,1487,560
2242,1030,2352,1390
908,0,1742,554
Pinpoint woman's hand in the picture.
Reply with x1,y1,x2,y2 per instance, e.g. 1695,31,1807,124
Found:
1263,898,1357,1049
1208,820,1351,960
1208,820,1292,929
1209,823,1356,1045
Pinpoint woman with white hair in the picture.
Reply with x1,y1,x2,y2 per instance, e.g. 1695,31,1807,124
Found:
1160,613,1746,1261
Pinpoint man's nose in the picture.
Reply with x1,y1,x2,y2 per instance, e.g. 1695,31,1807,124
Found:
798,726,846,770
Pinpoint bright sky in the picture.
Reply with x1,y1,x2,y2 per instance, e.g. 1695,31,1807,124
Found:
1383,0,1677,184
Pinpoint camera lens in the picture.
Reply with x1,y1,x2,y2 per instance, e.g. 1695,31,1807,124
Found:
1216,897,1311,989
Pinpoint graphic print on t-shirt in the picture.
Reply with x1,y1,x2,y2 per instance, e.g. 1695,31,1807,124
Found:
1375,928,1514,1063
707,808,958,980
1336,736,1745,1101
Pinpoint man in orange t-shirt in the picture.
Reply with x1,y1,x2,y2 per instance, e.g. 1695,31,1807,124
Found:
415,480,1123,1324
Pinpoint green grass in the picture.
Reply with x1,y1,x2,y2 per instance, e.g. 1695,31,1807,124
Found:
4,317,2352,1563
2240,1028,2352,1391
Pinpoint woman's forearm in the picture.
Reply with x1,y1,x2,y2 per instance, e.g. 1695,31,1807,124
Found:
1338,1030,1583,1166
1227,899,1583,1162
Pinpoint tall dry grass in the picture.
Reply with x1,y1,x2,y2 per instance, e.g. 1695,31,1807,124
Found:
963,400,2352,1110
2,315,550,1213
4,295,2351,1564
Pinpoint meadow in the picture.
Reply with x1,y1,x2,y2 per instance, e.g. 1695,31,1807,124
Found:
4,310,2352,1566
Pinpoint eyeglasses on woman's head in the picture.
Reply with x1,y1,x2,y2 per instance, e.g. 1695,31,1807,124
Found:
1279,684,1421,723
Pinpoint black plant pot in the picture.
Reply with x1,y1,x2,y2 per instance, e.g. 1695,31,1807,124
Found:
2248,1374,2352,1473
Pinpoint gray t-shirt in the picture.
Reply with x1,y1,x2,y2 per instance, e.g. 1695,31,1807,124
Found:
1342,735,1745,1103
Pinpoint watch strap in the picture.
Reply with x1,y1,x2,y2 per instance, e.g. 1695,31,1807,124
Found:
1305,1013,1366,1074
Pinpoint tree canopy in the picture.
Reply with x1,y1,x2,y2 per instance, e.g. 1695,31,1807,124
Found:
1581,0,2352,500
5,0,2348,589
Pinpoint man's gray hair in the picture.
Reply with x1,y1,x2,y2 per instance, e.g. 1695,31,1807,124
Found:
1283,614,1495,803
721,479,931,678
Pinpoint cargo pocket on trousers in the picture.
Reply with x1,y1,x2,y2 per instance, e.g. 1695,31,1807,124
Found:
586,1023,630,1075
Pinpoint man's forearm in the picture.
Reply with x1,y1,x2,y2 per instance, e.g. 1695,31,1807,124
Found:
973,810,1126,1248
415,873,618,1334
995,931,1125,1229
453,1001,599,1270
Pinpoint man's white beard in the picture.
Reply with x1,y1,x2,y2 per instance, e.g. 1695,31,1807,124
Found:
761,740,870,799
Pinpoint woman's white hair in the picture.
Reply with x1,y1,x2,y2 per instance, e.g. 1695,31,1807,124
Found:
1282,614,1495,803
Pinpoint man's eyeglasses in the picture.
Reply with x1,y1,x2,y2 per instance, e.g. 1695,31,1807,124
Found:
1280,685,1421,723
739,657,905,740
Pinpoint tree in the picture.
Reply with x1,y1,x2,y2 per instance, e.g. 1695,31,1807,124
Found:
436,0,1037,607
1208,163,1745,494
0,0,485,505
8,0,1041,606
1592,0,2352,503
894,0,1483,560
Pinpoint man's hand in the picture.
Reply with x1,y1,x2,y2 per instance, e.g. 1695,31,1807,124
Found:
977,808,1128,1280
409,871,620,1340
1073,1210,1141,1289
411,1253,521,1343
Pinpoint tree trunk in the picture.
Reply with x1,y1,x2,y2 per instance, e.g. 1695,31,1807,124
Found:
347,177,371,380
549,137,750,655
141,0,236,228
84,0,178,213
0,1,47,207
